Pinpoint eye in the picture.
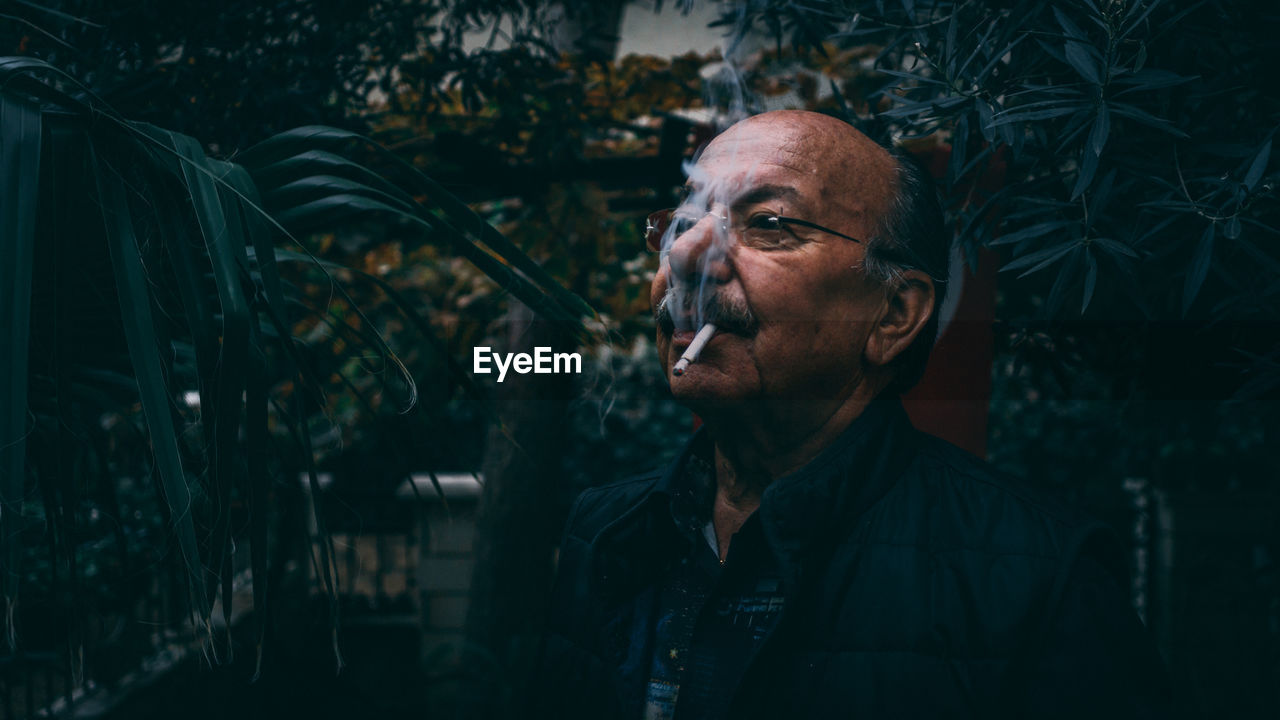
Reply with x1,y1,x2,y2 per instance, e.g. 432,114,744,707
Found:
747,215,783,231
741,214,796,249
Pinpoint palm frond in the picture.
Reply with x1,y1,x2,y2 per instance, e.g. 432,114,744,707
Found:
0,51,595,668
0,92,41,649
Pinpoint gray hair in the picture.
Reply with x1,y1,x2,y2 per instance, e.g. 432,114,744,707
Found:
863,149,951,394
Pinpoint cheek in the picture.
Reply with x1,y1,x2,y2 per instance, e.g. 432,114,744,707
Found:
748,272,881,364
650,266,671,313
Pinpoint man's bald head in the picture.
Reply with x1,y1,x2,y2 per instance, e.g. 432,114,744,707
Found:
700,111,899,248
652,107,947,420
697,110,950,393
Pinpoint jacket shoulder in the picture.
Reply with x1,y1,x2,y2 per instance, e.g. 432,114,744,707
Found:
563,470,663,543
900,431,1113,561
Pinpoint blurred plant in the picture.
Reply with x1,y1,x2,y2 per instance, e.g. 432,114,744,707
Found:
1,0,634,152
720,0,1277,320
0,53,592,677
707,0,1279,486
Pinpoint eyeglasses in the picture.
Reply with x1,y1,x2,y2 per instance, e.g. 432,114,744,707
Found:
644,208,863,252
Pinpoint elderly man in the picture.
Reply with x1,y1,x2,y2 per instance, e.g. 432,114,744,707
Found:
535,110,1169,719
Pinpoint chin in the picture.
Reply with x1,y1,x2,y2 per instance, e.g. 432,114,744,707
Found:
667,366,752,415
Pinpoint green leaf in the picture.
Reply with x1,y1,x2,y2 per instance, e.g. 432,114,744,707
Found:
1064,41,1101,85
1224,215,1241,240
1082,249,1098,314
944,8,958,65
91,142,212,635
241,126,595,327
1088,104,1110,155
252,150,417,210
271,192,585,337
991,97,1087,122
218,165,285,307
168,136,251,633
1183,223,1214,315
1078,0,1105,25
974,35,1026,84
1120,0,1166,40
954,21,1001,80
1072,142,1100,200
1053,7,1087,41
0,56,100,114
1001,241,1079,276
1094,238,1140,260
1243,139,1271,191
975,99,995,142
264,175,415,214
0,93,41,646
1110,103,1189,138
1112,69,1194,93
1086,169,1117,227
1046,248,1082,317
244,319,270,681
10,0,103,27
990,220,1077,247
874,68,951,87
265,248,501,429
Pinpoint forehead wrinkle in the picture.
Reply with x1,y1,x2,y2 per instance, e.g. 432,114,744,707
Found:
689,160,817,211
694,113,897,237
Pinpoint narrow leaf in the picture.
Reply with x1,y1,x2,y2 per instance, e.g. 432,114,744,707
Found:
1243,139,1271,191
976,100,995,142
1064,41,1101,85
241,126,595,325
1072,143,1100,200
1224,215,1241,240
1110,103,1189,138
91,143,212,632
991,106,1085,125
1082,249,1098,313
873,68,951,87
1053,7,1087,41
1112,68,1194,92
170,137,250,632
1183,223,1214,315
265,248,503,428
1001,241,1078,275
1046,248,1082,317
245,319,270,681
1089,104,1110,155
1086,169,1117,228
0,94,41,647
990,220,1077,247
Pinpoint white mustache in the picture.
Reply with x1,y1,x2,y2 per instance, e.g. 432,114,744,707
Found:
655,288,757,336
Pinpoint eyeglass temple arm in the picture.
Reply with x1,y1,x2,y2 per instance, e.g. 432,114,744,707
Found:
776,216,863,244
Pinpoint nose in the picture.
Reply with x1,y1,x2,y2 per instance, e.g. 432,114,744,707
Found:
666,214,733,285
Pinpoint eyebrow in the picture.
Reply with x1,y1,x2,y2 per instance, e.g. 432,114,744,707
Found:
679,183,804,210
731,184,802,211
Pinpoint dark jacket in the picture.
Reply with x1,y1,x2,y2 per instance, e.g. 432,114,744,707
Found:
536,396,1171,719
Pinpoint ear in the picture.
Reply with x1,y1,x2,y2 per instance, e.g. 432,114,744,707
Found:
864,270,935,368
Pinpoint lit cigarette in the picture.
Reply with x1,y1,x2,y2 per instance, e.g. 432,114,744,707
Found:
672,323,717,376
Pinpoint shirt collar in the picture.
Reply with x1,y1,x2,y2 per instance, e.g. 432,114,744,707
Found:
594,394,918,595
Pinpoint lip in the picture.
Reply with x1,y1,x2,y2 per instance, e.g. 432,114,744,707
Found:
672,329,697,344
672,327,736,350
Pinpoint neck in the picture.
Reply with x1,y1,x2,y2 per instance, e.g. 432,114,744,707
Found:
698,379,886,563
701,374,887,511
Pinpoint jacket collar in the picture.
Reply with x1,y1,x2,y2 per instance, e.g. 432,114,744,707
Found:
592,394,919,598
755,394,919,577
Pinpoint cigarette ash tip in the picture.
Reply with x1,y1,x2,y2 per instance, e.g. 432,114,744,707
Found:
672,323,717,377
